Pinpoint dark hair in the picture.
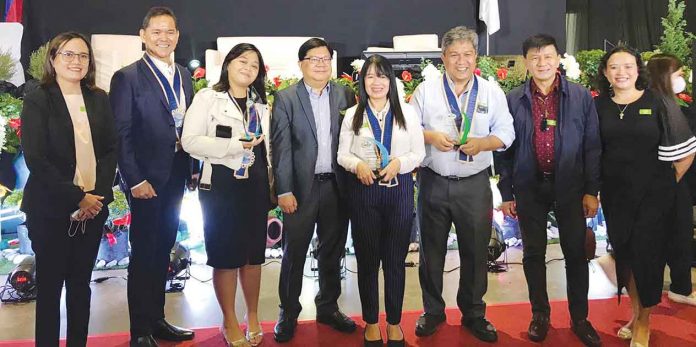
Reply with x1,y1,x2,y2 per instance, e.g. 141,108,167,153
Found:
647,53,683,96
41,31,98,90
297,38,333,61
522,34,559,57
212,43,268,104
596,45,649,96
142,6,177,30
351,55,406,134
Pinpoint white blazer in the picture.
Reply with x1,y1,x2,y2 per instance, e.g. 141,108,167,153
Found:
182,88,271,185
338,102,425,175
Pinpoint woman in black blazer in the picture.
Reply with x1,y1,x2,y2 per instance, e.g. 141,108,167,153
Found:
20,32,118,347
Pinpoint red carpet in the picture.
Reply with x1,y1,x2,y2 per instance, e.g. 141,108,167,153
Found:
3,294,695,346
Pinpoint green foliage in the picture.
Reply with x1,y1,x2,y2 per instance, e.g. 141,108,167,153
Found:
575,49,605,89
0,50,17,81
2,189,22,208
193,78,208,95
108,186,129,221
476,56,498,80
28,43,49,81
657,0,695,66
0,93,23,154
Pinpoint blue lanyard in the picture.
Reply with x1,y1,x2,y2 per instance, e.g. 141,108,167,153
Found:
143,54,181,112
365,106,393,168
443,74,478,132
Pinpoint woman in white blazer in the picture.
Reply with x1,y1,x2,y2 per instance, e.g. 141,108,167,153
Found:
337,54,425,347
182,43,270,347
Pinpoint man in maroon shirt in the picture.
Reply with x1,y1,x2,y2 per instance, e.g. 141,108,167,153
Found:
496,34,601,347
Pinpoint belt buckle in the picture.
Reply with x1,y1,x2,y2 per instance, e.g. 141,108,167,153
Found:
447,175,460,181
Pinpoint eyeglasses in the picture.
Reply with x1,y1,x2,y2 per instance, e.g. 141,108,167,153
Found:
56,51,90,63
303,56,331,65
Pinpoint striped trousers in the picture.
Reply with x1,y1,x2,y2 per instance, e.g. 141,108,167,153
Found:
348,173,414,324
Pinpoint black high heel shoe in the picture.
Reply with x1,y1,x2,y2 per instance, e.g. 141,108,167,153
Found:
387,325,405,347
364,325,384,347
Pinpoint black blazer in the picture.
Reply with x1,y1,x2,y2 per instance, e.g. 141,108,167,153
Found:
20,83,118,218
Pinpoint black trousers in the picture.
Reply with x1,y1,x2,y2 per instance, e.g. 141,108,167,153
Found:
348,174,413,324
278,175,349,319
127,151,188,337
417,168,492,319
667,179,694,295
28,210,108,347
516,179,589,322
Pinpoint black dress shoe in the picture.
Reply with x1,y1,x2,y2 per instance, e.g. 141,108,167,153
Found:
527,314,550,342
462,317,498,343
571,319,601,347
152,319,195,341
414,312,446,337
130,335,158,347
274,315,298,343
317,311,357,333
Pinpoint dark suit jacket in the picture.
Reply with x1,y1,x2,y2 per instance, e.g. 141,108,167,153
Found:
496,76,601,204
20,83,118,218
109,58,196,191
271,80,356,205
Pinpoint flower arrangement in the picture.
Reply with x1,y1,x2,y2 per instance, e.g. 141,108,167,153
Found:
191,67,208,95
0,93,22,154
28,43,49,81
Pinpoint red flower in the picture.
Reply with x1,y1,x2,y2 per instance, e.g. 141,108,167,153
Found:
8,118,20,130
474,68,481,76
192,67,206,79
590,90,600,98
496,67,508,80
677,93,693,104
341,72,353,82
113,213,131,226
401,71,413,82
273,76,282,88
9,118,21,137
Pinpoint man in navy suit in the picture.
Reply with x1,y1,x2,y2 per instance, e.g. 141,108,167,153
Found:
110,7,197,347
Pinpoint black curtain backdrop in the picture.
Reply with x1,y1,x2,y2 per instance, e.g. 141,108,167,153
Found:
19,0,565,74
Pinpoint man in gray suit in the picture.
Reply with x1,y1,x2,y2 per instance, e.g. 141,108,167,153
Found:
271,38,357,343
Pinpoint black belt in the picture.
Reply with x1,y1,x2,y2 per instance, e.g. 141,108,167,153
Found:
314,173,335,181
424,167,469,181
536,172,554,181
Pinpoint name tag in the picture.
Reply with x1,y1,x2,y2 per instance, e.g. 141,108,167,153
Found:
639,109,652,115
476,104,488,114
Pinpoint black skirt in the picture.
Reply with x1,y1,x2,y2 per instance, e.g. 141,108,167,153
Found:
199,144,271,269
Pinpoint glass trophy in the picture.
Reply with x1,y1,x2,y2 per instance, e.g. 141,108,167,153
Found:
351,136,398,187
448,114,474,163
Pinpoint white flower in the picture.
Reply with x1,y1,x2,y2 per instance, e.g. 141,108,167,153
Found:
421,63,441,81
350,59,365,73
560,53,581,81
689,70,693,84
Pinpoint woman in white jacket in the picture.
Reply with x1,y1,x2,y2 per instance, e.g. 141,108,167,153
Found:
182,43,270,347
338,55,425,347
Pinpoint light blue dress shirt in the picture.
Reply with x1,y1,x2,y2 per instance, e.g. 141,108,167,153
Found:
305,82,333,174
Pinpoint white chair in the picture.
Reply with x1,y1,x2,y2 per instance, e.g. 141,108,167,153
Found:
392,34,439,51
0,22,25,87
91,34,148,92
205,36,337,85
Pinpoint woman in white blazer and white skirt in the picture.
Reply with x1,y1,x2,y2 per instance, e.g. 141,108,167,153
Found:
337,54,425,347
182,43,270,347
